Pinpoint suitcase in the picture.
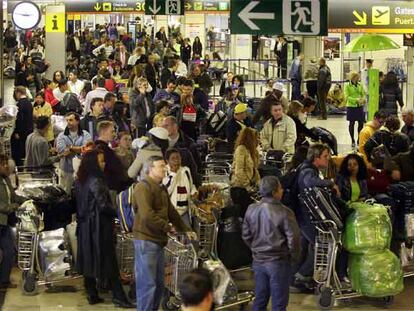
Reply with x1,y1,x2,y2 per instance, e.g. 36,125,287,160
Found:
300,187,344,230
389,182,414,212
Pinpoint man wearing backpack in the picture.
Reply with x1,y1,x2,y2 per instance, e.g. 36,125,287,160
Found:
291,144,340,292
133,156,195,311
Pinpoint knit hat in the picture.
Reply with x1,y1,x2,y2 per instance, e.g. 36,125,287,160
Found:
149,127,169,140
259,176,280,198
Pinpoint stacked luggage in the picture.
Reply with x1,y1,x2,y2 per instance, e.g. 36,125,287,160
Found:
344,202,404,297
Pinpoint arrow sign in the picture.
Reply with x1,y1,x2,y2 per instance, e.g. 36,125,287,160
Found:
353,10,367,26
238,1,275,30
94,3,101,11
149,0,161,14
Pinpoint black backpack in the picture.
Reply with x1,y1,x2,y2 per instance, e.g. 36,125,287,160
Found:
60,92,82,115
280,167,301,210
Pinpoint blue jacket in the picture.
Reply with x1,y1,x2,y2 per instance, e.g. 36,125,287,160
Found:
56,128,92,173
298,160,334,193
335,174,368,202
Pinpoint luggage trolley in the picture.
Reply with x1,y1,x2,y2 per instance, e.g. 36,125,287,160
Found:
15,167,79,295
162,234,254,311
0,105,17,158
301,188,396,310
203,152,233,184
192,206,219,258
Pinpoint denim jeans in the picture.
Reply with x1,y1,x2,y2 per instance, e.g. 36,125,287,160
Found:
134,240,164,311
0,225,15,285
252,260,292,311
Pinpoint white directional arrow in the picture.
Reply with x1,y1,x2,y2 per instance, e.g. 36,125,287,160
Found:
149,0,161,14
238,1,275,30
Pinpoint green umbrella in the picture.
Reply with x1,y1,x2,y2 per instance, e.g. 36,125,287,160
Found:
343,34,400,53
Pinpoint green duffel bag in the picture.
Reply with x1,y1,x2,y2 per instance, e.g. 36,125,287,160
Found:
343,202,391,254
348,250,404,297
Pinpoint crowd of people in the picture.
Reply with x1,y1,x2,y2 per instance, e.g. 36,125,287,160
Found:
1,23,414,311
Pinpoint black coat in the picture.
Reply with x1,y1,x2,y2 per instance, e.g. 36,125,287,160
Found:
75,175,119,279
180,45,192,66
193,41,202,57
379,85,404,115
160,68,176,89
145,63,159,91
14,97,33,138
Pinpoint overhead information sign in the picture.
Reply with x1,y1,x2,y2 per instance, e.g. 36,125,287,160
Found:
230,0,327,35
145,0,184,15
65,0,146,13
329,0,414,33
185,0,229,12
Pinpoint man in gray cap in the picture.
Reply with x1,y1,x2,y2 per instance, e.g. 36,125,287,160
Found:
242,176,300,311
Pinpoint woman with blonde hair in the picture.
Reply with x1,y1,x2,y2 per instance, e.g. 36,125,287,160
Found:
345,71,366,148
230,127,260,217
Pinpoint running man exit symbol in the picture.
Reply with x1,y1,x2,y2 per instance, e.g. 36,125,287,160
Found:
283,0,321,35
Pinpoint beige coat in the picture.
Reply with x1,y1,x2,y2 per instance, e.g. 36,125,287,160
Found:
230,145,260,191
260,115,296,154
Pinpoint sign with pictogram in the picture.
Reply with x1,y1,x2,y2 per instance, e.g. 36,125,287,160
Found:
145,0,184,15
329,0,414,33
45,11,65,33
230,0,327,35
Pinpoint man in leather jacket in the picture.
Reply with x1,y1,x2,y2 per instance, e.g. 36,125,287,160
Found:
242,176,300,311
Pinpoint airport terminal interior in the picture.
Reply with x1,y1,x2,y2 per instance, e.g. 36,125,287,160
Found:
1,0,414,310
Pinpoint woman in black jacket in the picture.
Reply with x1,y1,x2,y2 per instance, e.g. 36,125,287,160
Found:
180,38,192,67
379,71,404,116
75,148,133,308
112,101,131,135
192,36,202,58
287,100,318,149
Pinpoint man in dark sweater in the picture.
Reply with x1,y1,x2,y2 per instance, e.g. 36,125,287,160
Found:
226,103,252,147
80,97,106,140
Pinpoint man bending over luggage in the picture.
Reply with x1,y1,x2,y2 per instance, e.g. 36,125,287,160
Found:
242,176,300,311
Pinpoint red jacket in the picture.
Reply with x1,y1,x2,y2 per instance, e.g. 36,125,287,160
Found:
44,87,60,111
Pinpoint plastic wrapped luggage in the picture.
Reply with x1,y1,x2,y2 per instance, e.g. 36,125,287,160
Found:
300,187,344,230
343,202,391,254
348,250,404,297
203,259,238,305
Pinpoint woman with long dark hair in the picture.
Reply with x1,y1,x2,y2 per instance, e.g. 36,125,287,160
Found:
75,148,133,308
336,153,368,202
380,71,404,116
192,36,202,58
112,101,131,135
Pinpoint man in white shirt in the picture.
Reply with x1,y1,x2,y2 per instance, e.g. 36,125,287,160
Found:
175,58,188,78
84,77,108,115
68,70,85,96
92,38,114,58
53,79,70,102
117,23,126,38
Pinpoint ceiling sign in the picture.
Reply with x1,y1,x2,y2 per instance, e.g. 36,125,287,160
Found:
329,0,414,33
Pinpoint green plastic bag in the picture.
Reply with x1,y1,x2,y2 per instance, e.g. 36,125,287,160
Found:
349,250,404,297
343,202,391,254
